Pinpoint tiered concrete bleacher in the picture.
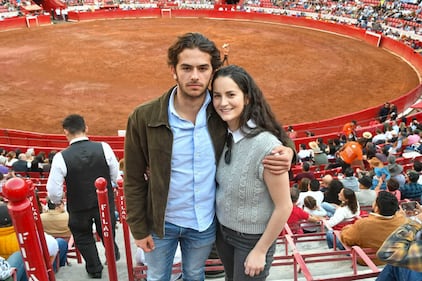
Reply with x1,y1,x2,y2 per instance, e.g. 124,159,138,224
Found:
275,220,380,281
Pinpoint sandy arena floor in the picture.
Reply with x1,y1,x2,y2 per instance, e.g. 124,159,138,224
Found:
0,17,419,135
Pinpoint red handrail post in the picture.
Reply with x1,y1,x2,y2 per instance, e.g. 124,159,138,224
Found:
95,177,118,281
116,178,134,281
3,177,49,281
26,179,56,281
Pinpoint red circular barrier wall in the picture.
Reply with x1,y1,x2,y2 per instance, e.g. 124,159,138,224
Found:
0,10,419,136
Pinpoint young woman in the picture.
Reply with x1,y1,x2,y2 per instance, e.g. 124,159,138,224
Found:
211,65,293,280
325,188,360,229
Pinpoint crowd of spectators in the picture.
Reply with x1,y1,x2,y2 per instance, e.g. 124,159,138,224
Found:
284,110,422,277
241,0,422,50
2,0,422,50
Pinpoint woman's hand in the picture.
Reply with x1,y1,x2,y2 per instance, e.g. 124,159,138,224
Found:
244,249,266,277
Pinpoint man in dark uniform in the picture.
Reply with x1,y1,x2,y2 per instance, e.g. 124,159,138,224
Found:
46,114,120,279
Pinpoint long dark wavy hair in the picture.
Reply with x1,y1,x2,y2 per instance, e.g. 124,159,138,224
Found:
210,65,293,147
342,188,358,214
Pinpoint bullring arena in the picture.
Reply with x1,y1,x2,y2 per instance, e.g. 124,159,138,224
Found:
1,0,422,280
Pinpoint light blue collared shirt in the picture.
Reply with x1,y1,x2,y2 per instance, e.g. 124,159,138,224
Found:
166,88,216,231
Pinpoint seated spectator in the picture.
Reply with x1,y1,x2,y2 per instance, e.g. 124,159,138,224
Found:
389,104,398,121
319,174,333,193
316,138,328,155
363,140,377,160
0,201,67,273
376,178,401,202
339,167,359,192
34,195,68,270
305,130,315,137
297,177,311,192
304,196,327,217
309,141,329,167
390,130,408,155
287,188,321,234
368,157,390,190
405,129,421,148
409,117,420,132
337,191,406,265
375,145,390,164
400,170,422,202
414,159,422,185
11,154,28,175
43,150,57,173
302,195,327,232
118,158,125,178
297,143,311,163
296,177,311,204
297,179,324,209
30,152,46,173
325,188,360,248
0,174,6,195
292,161,315,183
0,203,28,281
378,102,390,123
325,139,338,159
356,175,377,208
384,123,396,143
4,152,17,169
25,148,35,164
303,195,327,218
388,162,405,188
372,128,387,145
0,203,20,262
287,125,297,139
40,199,71,239
0,159,7,176
0,149,6,166
44,232,62,271
322,179,344,216
0,255,16,281
1,251,26,281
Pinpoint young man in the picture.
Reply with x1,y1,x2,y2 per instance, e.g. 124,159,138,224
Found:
47,114,120,279
124,32,294,281
339,191,406,265
40,199,72,239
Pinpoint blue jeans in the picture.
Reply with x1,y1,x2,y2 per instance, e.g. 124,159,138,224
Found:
145,220,216,281
7,251,28,281
326,230,345,250
376,264,422,281
321,202,336,217
53,238,69,271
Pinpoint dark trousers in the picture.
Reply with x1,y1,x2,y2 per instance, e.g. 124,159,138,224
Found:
68,204,118,274
327,157,350,173
216,223,275,281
